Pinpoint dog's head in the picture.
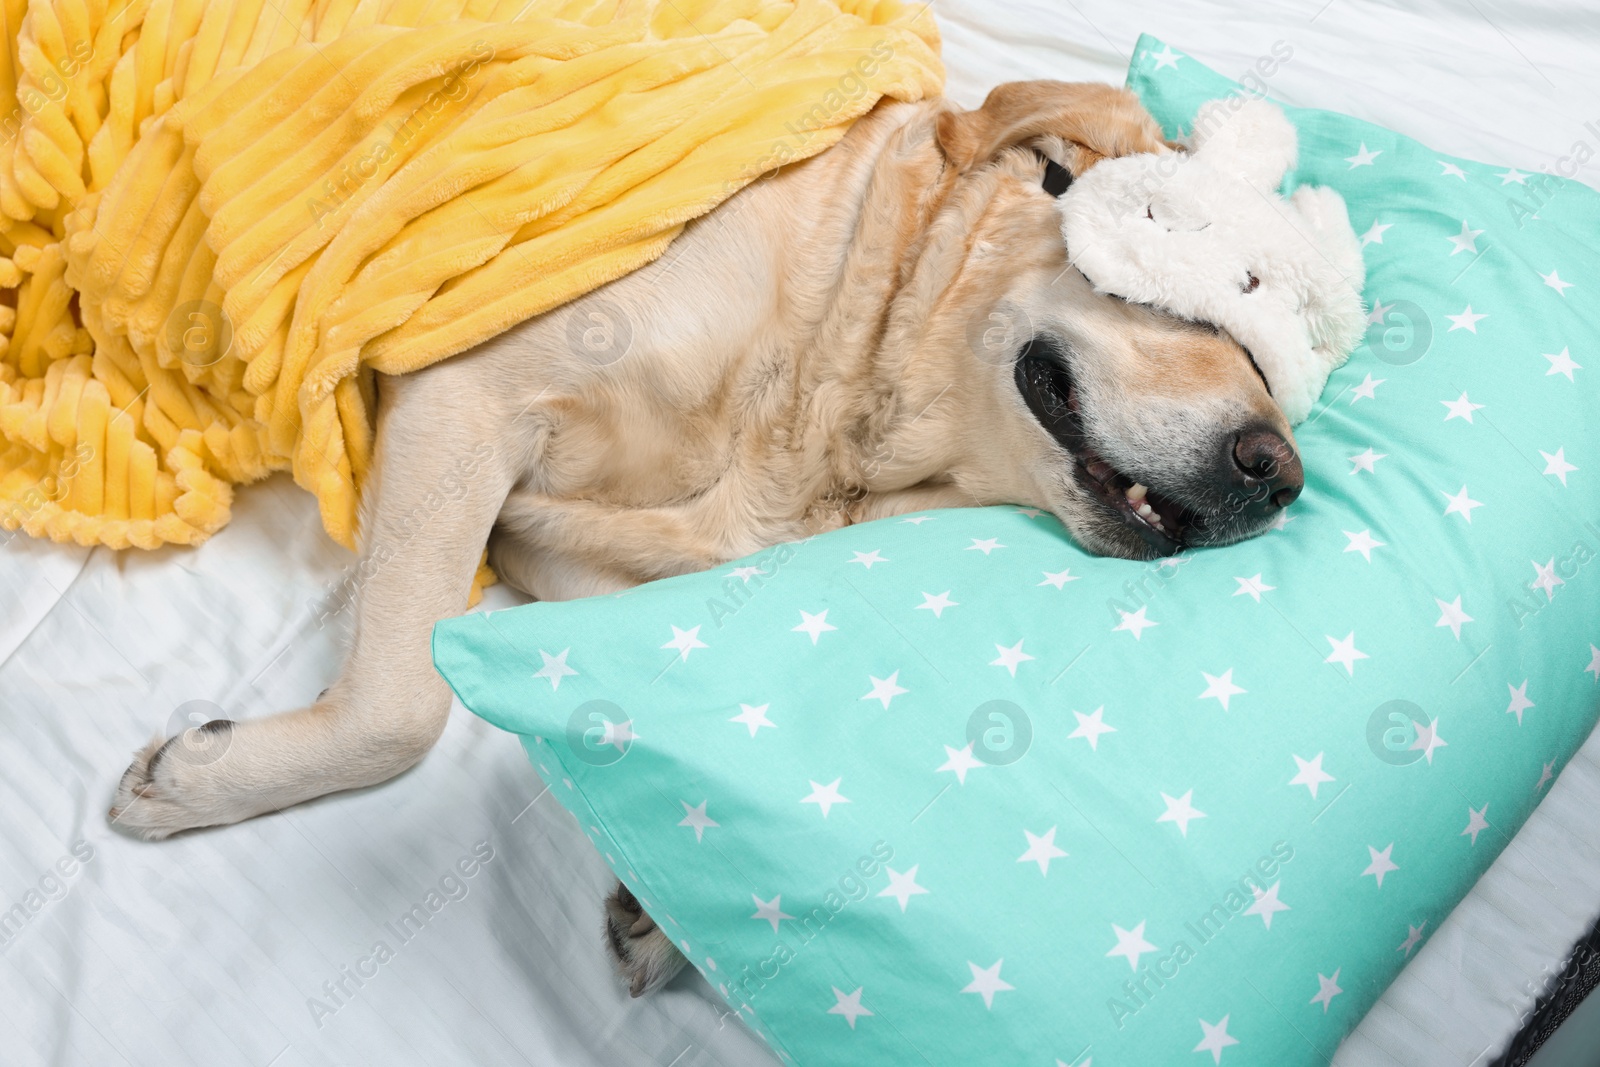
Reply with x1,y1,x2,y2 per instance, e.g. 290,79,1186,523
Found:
931,82,1304,560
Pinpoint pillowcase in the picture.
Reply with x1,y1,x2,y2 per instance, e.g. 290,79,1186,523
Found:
434,35,1600,1067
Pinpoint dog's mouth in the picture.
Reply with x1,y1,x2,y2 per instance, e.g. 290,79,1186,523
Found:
1013,339,1199,555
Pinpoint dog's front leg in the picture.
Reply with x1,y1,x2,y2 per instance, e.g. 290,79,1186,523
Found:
109,363,521,839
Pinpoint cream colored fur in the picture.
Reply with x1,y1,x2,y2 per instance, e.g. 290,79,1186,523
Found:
106,81,1298,993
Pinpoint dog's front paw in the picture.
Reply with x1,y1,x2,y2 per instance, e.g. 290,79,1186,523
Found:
603,880,687,997
108,723,236,840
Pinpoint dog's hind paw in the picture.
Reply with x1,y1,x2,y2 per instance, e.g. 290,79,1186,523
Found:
107,722,236,840
603,880,687,997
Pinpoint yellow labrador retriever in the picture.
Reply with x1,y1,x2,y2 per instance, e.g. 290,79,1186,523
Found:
109,81,1302,992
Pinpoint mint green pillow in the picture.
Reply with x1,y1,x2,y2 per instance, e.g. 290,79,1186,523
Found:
433,36,1600,1066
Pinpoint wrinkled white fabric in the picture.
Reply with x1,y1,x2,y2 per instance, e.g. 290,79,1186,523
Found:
3,3,1597,1065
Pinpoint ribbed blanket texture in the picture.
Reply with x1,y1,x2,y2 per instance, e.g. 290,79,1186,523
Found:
0,0,942,586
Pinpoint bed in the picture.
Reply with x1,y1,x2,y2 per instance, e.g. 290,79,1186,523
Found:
3,2,1598,1064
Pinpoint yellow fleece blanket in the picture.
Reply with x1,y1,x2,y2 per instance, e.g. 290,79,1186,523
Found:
0,0,941,563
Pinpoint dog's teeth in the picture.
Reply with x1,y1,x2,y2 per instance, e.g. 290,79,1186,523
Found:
1137,503,1154,518
1127,483,1148,501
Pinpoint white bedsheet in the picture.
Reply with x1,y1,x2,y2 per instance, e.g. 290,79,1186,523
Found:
4,3,1598,1064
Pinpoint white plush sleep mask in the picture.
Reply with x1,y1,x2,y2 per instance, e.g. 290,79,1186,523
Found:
1053,97,1368,424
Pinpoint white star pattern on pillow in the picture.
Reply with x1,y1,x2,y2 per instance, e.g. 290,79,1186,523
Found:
432,42,1600,1065
1069,707,1116,749
1290,754,1335,799
1194,1016,1239,1063
1343,529,1385,561
1106,922,1157,971
1017,828,1068,875
1114,607,1157,639
1363,844,1399,888
826,987,872,1028
1198,670,1245,710
959,960,1014,1009
1156,790,1207,837
877,866,929,912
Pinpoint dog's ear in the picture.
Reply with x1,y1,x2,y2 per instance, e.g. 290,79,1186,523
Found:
935,81,1169,173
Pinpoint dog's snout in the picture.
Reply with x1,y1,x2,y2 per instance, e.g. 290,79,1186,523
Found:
1227,426,1303,511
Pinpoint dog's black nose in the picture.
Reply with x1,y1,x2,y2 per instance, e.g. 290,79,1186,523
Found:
1227,426,1303,512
